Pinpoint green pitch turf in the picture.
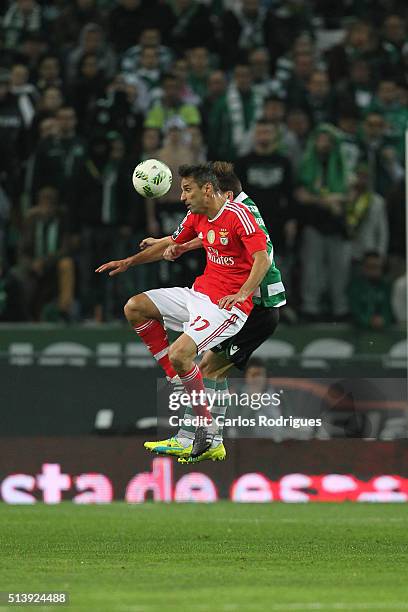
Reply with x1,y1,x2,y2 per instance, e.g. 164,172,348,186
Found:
1,503,408,612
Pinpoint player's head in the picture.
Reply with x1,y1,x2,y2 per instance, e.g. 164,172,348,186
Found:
178,164,221,213
210,161,242,200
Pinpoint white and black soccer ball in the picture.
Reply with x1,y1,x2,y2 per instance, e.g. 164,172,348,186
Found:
132,159,172,198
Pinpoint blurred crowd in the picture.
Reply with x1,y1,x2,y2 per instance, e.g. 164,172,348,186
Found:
0,0,406,327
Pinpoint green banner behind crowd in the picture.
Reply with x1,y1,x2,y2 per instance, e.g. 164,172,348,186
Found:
0,323,405,370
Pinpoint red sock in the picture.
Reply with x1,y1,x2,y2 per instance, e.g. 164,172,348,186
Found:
180,364,211,423
133,320,177,380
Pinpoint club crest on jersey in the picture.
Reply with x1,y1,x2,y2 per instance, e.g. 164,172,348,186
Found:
219,229,229,245
207,229,216,244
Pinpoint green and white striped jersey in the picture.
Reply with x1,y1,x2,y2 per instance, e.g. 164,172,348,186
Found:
235,191,286,308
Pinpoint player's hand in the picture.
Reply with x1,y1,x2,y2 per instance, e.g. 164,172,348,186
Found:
163,244,185,261
139,236,160,250
95,259,131,276
218,292,247,310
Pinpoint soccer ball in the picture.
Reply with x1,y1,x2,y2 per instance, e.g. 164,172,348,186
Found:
132,159,172,198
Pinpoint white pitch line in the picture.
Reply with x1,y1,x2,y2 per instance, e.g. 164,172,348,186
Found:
118,607,152,611
119,604,408,612
214,517,408,525
227,604,408,611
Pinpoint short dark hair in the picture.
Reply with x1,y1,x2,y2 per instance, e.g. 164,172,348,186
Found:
210,161,242,198
178,164,220,190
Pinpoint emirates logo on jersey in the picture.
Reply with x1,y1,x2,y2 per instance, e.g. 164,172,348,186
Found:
219,229,229,245
207,229,216,244
207,246,234,266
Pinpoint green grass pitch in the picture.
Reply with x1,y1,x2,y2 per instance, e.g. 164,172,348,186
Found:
1,502,408,611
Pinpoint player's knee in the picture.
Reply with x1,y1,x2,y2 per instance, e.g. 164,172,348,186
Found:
124,295,143,322
168,344,189,371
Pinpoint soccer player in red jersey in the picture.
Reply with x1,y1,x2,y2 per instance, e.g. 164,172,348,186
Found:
96,164,269,458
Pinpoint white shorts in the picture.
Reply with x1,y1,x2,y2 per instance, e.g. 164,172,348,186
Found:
145,287,247,355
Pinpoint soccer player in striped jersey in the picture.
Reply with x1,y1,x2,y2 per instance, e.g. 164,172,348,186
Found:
144,161,286,462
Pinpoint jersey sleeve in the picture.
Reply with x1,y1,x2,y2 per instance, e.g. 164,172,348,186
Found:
232,207,267,255
171,211,198,243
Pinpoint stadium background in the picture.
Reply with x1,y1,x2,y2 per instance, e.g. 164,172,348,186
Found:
0,0,407,504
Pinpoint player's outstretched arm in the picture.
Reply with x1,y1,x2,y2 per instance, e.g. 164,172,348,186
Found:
179,237,203,252
139,236,170,250
163,237,203,261
95,236,173,276
218,250,269,309
139,235,203,260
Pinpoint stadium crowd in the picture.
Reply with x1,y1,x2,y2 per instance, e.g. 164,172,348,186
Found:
0,0,406,326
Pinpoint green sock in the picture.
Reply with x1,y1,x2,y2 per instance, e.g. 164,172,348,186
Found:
177,402,196,440
177,378,216,440
210,379,230,443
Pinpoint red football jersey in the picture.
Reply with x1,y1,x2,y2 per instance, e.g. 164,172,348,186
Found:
171,200,267,315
